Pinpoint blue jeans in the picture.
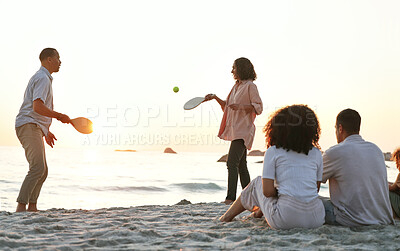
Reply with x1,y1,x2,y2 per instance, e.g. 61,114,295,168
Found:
320,196,340,225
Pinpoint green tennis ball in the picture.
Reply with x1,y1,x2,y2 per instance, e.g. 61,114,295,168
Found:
173,86,179,93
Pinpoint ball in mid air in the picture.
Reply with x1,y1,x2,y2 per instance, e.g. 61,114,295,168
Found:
173,86,179,93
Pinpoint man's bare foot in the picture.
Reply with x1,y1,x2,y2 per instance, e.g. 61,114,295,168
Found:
16,203,27,212
221,199,234,205
27,203,38,212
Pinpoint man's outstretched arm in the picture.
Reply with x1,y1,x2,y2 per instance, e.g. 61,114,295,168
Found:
33,99,70,123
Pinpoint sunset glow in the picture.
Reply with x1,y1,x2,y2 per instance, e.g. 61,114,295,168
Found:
0,0,399,153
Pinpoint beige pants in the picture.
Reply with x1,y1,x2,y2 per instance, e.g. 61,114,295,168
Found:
241,176,325,229
16,123,48,204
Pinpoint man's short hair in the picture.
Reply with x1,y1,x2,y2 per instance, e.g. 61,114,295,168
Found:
336,109,361,134
39,48,58,61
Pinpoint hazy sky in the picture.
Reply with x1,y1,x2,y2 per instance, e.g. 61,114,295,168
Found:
1,0,399,153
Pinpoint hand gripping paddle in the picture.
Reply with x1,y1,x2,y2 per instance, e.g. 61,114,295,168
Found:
70,117,93,134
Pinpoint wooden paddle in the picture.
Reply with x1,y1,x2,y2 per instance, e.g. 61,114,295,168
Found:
70,117,93,134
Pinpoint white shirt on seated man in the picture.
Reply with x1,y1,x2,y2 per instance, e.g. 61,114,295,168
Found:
321,108,394,226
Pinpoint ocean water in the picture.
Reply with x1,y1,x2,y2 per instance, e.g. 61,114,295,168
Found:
0,146,397,212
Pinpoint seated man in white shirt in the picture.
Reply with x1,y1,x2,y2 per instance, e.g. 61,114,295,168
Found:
321,109,394,226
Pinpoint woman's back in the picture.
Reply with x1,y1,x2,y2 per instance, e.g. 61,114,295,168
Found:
263,146,323,203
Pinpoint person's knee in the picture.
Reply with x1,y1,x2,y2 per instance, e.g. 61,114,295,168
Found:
324,209,336,225
27,163,46,179
227,153,239,167
228,156,247,170
39,169,48,182
238,165,249,174
42,168,48,181
227,141,246,166
320,198,339,225
226,160,239,171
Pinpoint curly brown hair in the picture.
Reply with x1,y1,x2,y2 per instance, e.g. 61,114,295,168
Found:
263,105,321,155
392,148,400,168
234,57,257,81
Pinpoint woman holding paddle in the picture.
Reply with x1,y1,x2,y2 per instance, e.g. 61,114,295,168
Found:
204,57,263,205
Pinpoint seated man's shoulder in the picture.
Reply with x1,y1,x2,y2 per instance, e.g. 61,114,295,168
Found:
325,140,384,167
324,142,346,156
326,138,381,153
363,140,381,150
356,139,383,157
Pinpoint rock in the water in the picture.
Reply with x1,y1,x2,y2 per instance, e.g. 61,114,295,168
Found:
217,154,228,162
248,150,265,156
175,199,192,205
164,147,177,154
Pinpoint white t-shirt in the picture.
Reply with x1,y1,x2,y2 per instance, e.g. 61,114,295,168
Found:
262,146,323,203
15,66,53,136
322,134,394,226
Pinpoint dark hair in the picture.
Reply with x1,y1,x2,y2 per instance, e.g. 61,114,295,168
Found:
336,109,361,134
263,105,321,155
39,48,58,61
234,57,257,81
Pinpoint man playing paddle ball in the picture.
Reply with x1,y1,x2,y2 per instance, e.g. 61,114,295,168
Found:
15,48,71,212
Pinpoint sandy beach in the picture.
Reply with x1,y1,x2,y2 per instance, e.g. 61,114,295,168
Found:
1,201,399,250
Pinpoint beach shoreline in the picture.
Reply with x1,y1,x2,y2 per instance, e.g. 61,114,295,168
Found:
1,202,399,250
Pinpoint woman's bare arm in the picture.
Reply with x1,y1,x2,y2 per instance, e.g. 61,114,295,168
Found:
204,94,226,111
262,178,277,197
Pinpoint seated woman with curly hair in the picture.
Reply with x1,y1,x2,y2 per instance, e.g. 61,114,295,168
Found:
389,148,400,219
219,105,325,229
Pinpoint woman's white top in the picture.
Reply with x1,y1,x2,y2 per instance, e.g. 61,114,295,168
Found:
262,146,323,202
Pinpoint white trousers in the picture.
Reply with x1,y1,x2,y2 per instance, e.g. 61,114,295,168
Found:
241,176,325,229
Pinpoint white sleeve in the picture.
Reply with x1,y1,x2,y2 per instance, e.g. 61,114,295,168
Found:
262,147,276,179
322,147,339,183
32,76,51,103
